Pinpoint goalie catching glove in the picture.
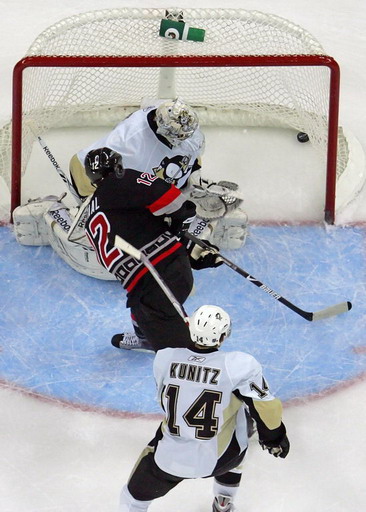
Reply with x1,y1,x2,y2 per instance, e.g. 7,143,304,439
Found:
189,176,243,220
259,433,290,459
185,174,249,250
186,238,223,270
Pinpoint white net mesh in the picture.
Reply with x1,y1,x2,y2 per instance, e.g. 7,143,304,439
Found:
0,7,362,218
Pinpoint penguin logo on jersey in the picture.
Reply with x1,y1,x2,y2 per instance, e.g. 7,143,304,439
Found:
153,155,191,185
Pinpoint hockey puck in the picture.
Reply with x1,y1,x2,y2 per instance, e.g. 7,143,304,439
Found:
297,132,309,143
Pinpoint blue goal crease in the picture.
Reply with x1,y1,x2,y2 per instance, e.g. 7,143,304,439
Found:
0,224,365,414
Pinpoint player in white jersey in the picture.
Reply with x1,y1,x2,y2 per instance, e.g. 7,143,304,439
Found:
13,99,247,288
71,99,204,196
70,98,248,250
117,305,290,512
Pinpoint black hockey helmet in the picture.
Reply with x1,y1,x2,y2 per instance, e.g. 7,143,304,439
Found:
85,147,124,184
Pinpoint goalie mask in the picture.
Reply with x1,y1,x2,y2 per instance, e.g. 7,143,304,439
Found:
85,147,124,184
189,305,232,348
155,98,199,146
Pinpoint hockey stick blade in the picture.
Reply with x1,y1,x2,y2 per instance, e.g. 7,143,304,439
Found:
185,232,352,322
310,301,352,321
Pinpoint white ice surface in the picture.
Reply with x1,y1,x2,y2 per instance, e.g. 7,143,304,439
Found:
1,1,366,511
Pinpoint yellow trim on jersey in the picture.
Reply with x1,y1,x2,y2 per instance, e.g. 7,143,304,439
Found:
253,398,283,430
217,393,242,457
69,153,96,197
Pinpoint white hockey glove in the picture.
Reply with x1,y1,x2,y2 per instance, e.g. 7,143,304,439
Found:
189,177,243,220
190,176,243,200
185,174,249,249
206,180,244,203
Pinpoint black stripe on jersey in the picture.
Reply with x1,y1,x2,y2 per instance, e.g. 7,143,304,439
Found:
240,395,287,445
211,433,247,478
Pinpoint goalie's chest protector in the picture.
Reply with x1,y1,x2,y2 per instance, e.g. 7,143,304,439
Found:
78,107,204,190
116,109,203,189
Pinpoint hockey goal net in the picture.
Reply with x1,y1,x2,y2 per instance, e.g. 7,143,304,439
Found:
1,7,364,223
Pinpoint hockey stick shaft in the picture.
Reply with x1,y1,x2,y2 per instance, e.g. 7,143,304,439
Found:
36,136,82,205
114,235,189,324
185,232,352,321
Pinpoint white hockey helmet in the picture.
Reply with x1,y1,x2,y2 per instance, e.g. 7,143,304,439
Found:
189,305,232,348
155,98,199,146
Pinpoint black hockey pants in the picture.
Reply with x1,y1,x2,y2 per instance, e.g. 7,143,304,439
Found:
126,247,193,351
127,426,244,502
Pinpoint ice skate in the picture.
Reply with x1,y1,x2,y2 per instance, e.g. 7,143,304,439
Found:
111,333,154,353
212,494,233,512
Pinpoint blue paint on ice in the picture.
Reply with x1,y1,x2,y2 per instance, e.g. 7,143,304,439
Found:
0,224,365,414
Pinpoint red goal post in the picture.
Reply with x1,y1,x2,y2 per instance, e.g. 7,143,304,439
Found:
2,7,364,224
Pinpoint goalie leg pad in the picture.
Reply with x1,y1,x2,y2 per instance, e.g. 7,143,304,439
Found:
12,195,67,246
13,195,116,280
207,208,249,250
187,216,212,239
44,209,117,281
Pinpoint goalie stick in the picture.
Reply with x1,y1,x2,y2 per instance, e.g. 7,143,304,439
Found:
185,232,352,322
36,136,82,205
114,235,189,324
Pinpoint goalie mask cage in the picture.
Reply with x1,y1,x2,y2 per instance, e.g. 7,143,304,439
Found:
2,7,365,223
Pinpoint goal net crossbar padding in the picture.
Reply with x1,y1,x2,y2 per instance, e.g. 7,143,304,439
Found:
2,7,364,223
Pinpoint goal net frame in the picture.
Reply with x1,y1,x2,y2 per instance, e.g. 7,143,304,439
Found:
3,7,363,225
11,53,340,223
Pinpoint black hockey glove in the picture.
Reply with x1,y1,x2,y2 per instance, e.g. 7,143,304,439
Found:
188,239,223,270
169,216,196,239
259,433,290,459
167,200,197,239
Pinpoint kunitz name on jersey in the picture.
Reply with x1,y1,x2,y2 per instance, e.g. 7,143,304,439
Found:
170,361,221,385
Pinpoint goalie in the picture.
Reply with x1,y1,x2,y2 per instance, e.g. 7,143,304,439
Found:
12,98,248,281
70,97,248,250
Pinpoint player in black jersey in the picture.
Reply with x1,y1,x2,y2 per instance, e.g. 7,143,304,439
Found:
84,147,223,352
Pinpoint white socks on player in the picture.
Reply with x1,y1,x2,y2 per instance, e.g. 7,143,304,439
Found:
213,479,240,500
118,485,152,512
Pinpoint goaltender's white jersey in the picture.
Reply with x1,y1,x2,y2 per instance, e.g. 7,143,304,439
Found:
153,346,277,479
77,104,205,190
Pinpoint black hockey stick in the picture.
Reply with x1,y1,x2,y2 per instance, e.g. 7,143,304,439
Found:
36,136,82,205
114,235,189,324
185,232,352,321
